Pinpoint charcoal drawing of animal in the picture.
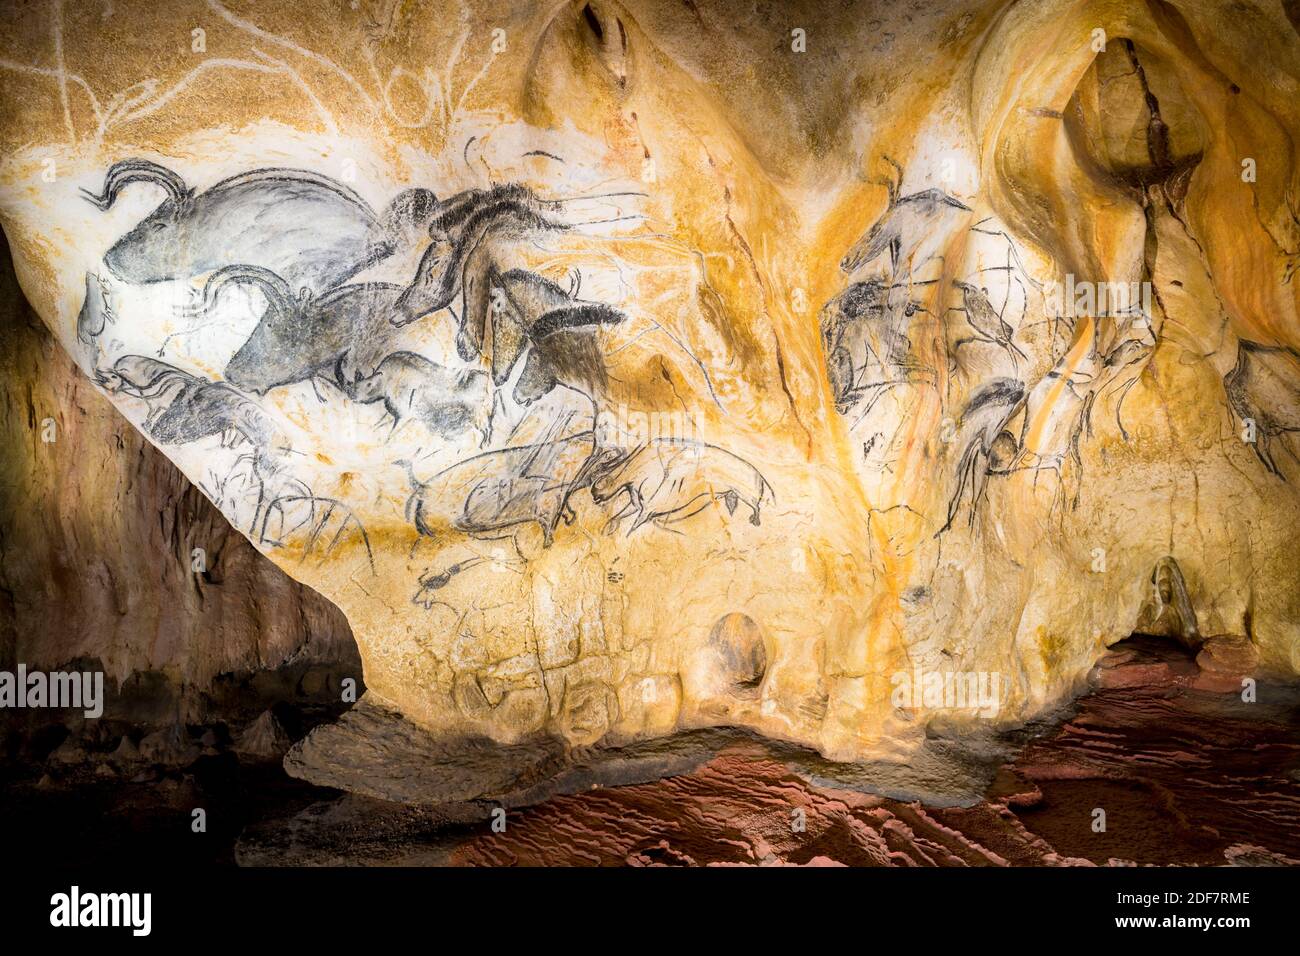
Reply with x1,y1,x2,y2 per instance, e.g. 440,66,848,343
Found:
481,267,577,384
98,354,316,541
949,279,1028,368
95,354,278,452
1224,340,1300,477
399,429,597,548
511,301,627,406
75,272,114,346
938,377,1026,534
988,354,1099,515
258,494,376,575
583,439,775,535
840,156,971,278
392,181,644,355
454,266,627,409
82,159,434,293
187,265,404,396
1096,332,1154,441
94,354,196,426
343,350,490,442
392,185,569,332
819,277,930,416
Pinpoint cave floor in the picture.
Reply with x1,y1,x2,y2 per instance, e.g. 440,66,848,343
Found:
2,637,1298,866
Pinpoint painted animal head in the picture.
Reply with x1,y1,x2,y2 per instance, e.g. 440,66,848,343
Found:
346,364,386,404
393,233,455,326
81,159,197,282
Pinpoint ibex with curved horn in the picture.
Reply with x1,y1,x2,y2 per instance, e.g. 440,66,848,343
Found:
192,264,405,397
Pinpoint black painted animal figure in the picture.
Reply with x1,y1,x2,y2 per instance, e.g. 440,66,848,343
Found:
399,430,597,548
75,272,114,346
392,184,568,332
1096,331,1155,441
392,181,644,355
1224,340,1300,476
988,350,1099,514
189,265,403,396
938,377,1026,534
482,267,576,384
456,266,626,408
94,353,197,427
840,156,971,277
820,278,928,415
148,380,274,449
949,279,1028,368
344,350,490,442
82,159,435,293
95,353,279,453
584,438,774,535
510,299,627,407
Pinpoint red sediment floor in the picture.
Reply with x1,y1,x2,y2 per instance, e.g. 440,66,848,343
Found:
449,638,1300,866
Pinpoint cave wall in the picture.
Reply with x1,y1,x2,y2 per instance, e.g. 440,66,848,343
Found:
0,0,1296,769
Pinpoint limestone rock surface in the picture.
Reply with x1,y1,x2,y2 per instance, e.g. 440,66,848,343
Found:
0,0,1297,776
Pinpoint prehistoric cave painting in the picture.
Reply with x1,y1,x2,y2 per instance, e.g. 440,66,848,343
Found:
944,215,1056,381
949,279,1029,371
81,159,432,293
509,302,628,408
840,156,971,281
942,318,1158,531
5,0,1300,775
414,424,597,544
820,154,1170,536
1086,321,1157,443
94,352,376,570
183,265,406,394
392,181,641,329
822,158,1041,497
75,271,115,347
78,153,776,600
401,424,774,605
585,438,775,536
822,160,1043,429
342,351,491,443
94,354,286,515
94,354,275,451
390,182,639,426
1224,340,1300,477
819,277,935,420
258,494,376,575
939,377,1027,534
1000,353,1100,505
412,556,492,609
393,182,575,332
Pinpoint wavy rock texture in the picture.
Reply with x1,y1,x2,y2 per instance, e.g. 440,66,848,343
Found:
0,0,1297,781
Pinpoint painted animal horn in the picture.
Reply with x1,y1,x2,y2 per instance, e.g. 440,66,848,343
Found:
332,354,351,393
197,264,295,318
79,159,189,211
